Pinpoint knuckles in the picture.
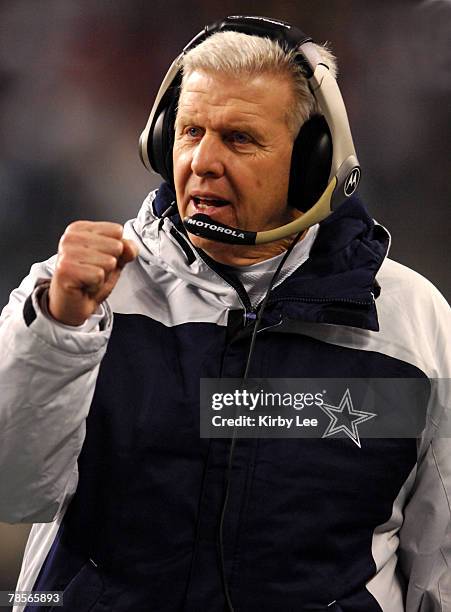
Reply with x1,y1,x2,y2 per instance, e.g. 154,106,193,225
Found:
92,268,106,286
104,255,119,271
58,225,83,250
110,241,124,258
55,252,116,276
55,256,106,288
58,223,124,258
53,221,128,296
54,253,71,274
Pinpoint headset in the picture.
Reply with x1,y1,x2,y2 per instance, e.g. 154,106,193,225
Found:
139,15,361,245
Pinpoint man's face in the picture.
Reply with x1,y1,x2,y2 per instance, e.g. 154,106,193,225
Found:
173,69,301,265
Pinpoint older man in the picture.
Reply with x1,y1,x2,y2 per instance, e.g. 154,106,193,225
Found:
0,17,450,612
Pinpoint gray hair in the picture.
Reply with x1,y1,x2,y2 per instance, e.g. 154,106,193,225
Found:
181,31,338,136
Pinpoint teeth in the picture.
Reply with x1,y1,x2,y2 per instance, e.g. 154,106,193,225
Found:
193,196,227,207
194,197,215,203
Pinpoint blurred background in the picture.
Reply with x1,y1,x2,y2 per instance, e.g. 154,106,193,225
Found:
0,0,450,602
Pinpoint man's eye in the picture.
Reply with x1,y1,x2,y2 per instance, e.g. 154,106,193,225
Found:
230,132,251,145
186,127,201,138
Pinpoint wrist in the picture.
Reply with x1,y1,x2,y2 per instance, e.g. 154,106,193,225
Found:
46,289,88,327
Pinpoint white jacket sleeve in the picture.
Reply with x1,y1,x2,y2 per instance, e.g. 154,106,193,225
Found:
0,257,112,524
398,287,451,611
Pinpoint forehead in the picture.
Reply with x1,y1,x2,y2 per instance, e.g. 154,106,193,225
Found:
176,70,293,130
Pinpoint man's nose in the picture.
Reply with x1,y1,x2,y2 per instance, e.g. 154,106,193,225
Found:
190,134,225,178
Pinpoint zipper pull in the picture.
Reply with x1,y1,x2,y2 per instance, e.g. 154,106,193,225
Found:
244,311,257,325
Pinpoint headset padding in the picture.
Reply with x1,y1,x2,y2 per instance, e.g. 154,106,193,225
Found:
150,88,178,185
289,115,332,212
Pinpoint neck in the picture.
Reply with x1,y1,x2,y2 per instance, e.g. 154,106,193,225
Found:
191,231,307,267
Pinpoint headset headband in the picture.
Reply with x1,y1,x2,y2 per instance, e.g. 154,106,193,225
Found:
139,16,361,245
183,16,312,55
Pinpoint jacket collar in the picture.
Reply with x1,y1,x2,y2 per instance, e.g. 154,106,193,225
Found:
264,197,390,331
151,183,390,332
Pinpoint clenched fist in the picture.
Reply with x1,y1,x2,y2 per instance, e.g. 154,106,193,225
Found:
48,221,138,326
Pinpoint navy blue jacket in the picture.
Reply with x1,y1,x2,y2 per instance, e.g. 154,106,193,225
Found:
1,186,449,612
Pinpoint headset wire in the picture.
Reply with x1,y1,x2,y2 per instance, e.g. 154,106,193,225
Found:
218,230,305,611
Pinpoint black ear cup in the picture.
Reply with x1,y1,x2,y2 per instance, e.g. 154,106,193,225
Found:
148,90,178,185
288,115,332,212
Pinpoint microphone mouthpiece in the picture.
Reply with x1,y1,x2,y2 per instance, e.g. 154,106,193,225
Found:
183,214,257,245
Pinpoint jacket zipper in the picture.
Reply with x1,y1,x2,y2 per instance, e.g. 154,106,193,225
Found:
195,250,255,323
264,295,374,308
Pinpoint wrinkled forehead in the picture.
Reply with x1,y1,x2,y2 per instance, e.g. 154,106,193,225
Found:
180,64,294,94
178,69,295,125
178,68,296,115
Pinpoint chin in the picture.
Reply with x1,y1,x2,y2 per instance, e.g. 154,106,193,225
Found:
189,234,229,258
186,234,243,265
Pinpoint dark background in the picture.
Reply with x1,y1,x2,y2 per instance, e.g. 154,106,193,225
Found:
1,0,450,599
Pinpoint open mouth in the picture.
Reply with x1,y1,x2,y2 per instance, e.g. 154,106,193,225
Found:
192,196,229,209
